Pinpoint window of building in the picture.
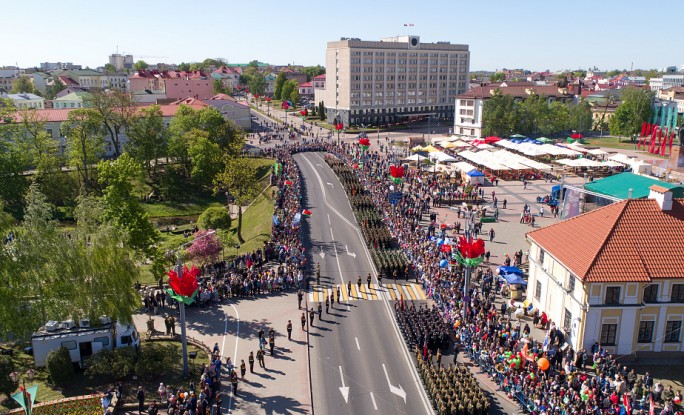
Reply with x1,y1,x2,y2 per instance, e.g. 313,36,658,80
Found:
605,287,621,305
535,281,542,301
568,275,575,293
61,340,77,350
600,324,617,346
671,284,684,303
665,321,682,343
643,285,658,303
539,249,545,265
637,320,654,343
563,308,572,333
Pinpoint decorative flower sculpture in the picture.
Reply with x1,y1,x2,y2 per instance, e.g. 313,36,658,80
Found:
389,165,404,184
166,265,201,305
335,123,344,131
453,236,485,267
358,137,371,152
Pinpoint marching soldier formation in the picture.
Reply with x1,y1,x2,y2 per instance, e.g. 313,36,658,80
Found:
416,348,490,415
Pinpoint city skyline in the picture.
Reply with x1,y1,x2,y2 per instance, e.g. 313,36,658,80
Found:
2,0,682,72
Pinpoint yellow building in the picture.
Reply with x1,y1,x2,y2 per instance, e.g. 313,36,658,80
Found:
526,185,684,357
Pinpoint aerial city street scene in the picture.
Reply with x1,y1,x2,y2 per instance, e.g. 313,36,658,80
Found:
1,1,684,415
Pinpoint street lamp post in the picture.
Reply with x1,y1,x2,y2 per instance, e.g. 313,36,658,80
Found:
175,230,216,378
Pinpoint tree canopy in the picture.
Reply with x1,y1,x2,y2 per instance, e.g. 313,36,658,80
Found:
609,87,654,137
213,157,261,243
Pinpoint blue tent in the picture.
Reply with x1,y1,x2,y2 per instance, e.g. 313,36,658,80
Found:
502,273,527,286
466,170,485,177
498,266,524,276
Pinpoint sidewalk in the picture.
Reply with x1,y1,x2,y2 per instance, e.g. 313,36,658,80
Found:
131,287,312,414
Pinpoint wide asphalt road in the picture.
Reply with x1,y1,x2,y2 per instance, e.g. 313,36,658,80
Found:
294,152,434,415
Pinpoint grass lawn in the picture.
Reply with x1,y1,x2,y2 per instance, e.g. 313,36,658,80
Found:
0,341,207,411
583,136,640,150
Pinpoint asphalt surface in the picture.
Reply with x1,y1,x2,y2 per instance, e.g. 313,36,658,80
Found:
295,152,434,415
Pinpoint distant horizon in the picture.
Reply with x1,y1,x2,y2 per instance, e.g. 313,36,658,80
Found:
2,0,681,73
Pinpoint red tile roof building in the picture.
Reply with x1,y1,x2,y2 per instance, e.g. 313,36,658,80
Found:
525,187,684,356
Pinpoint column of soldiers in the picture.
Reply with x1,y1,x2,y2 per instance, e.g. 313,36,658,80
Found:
416,348,490,415
397,303,451,352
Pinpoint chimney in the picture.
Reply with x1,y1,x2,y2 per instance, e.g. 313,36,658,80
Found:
648,185,673,211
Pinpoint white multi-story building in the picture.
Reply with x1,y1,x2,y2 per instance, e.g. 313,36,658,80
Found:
1,93,45,109
109,53,134,71
649,75,684,92
324,36,469,126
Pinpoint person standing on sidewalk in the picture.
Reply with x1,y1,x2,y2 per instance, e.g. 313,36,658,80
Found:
137,386,145,415
297,290,303,309
240,359,246,379
301,313,306,330
367,273,372,289
248,352,255,373
269,334,275,356
230,370,238,395
489,228,495,242
309,308,315,326
317,303,322,320
287,320,293,340
325,296,329,313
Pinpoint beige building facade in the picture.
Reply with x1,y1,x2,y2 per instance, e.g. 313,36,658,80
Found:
324,36,469,127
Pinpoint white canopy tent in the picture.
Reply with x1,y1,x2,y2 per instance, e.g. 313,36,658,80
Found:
587,148,608,156
429,151,458,163
494,149,553,171
608,153,635,165
540,144,582,156
452,161,476,173
459,150,511,170
404,154,429,162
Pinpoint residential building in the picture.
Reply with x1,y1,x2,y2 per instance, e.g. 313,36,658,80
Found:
53,70,127,91
52,92,93,109
109,53,134,71
526,186,684,357
453,82,574,139
312,74,326,104
280,67,307,85
0,69,19,93
128,70,213,100
324,36,469,126
298,82,313,98
211,66,241,93
202,96,251,129
1,93,45,109
40,62,81,71
649,75,684,92
30,72,48,94
658,86,684,115
264,74,276,96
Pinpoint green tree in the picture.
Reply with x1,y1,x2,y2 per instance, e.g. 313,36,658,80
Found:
177,62,191,72
44,78,66,100
482,89,517,137
125,105,167,180
198,206,231,230
97,153,159,257
609,87,654,138
490,72,505,83
0,355,18,401
185,129,223,189
290,84,301,104
203,58,226,68
273,73,287,100
61,108,104,194
319,101,326,121
213,78,226,94
245,70,266,96
86,347,137,380
135,343,176,380
88,89,137,157
12,76,35,94
133,60,149,71
214,157,261,243
0,100,31,216
281,80,297,102
568,99,593,133
47,347,74,386
103,63,117,73
302,65,325,81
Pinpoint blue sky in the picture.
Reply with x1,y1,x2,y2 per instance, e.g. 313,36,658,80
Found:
2,0,681,71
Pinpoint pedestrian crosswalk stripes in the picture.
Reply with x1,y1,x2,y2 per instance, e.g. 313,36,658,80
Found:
308,283,427,303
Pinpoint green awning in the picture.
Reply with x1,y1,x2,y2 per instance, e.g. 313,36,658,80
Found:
585,172,684,199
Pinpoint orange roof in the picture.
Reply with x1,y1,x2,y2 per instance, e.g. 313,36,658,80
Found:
527,198,684,283
8,108,74,123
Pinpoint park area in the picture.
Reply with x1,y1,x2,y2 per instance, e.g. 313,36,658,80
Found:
0,341,208,413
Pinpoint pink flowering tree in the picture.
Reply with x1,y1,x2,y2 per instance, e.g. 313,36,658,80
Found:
186,229,223,266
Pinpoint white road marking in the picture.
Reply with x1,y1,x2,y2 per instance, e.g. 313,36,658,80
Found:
345,245,357,258
330,228,335,239
339,366,350,403
370,392,378,410
311,152,434,414
355,337,361,350
327,213,331,225
382,364,407,404
327,182,334,187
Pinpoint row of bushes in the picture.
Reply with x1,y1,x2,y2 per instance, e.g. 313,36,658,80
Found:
44,342,178,388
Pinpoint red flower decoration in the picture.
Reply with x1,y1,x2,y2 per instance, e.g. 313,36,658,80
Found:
335,123,344,131
167,265,200,298
457,236,485,259
358,138,371,147
440,244,452,253
389,165,405,179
